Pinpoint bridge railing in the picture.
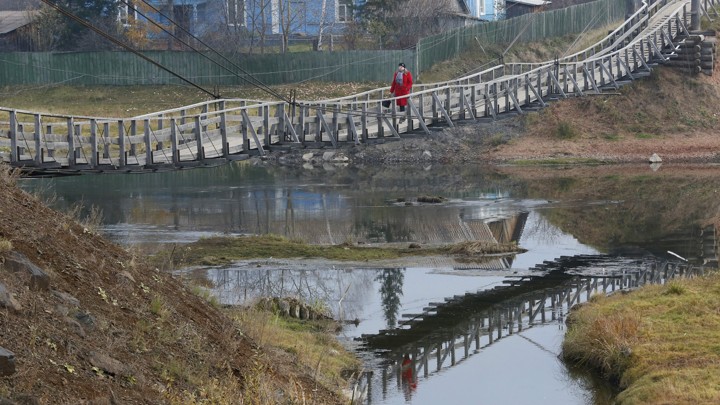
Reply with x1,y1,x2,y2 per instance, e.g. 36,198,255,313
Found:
0,0,696,173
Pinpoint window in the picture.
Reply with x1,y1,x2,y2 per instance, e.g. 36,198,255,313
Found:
337,0,352,22
227,0,245,27
478,0,486,16
118,1,138,27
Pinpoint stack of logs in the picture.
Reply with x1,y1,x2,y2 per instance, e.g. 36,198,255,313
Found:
666,34,716,75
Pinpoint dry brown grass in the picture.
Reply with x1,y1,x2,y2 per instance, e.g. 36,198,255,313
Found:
562,273,720,404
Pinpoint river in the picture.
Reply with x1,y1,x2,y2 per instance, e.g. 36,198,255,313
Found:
18,162,720,405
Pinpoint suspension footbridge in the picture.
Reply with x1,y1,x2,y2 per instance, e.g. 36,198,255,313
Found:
0,0,714,175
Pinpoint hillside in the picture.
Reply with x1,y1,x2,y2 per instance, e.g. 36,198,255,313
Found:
0,167,351,404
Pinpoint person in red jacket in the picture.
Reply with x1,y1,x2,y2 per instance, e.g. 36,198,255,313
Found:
389,62,413,112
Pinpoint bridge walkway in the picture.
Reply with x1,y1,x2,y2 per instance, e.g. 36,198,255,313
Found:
0,0,713,175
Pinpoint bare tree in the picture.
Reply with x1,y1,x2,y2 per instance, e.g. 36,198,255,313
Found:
388,0,461,48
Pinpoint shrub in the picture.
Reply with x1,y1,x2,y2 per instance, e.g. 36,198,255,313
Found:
556,121,578,139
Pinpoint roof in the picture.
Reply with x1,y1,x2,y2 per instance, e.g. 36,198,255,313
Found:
506,0,551,6
0,10,37,35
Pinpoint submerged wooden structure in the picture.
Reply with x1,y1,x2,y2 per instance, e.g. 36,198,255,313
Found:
0,0,713,175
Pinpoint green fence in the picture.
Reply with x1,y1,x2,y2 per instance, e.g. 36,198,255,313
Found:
417,0,627,72
0,49,416,86
0,0,625,87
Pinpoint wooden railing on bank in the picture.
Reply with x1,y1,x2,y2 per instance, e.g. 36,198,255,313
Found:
0,0,708,175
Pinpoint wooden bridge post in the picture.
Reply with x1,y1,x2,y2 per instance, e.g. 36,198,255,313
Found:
33,114,42,165
118,120,126,167
298,105,307,143
170,118,179,165
90,119,98,168
241,105,249,150
263,105,270,147
67,117,76,166
219,101,229,157
361,103,368,143
194,116,204,161
143,119,152,166
129,120,137,158
156,114,164,150
9,110,17,163
102,122,110,159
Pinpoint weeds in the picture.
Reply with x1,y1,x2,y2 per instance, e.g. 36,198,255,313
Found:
0,238,13,254
556,121,578,139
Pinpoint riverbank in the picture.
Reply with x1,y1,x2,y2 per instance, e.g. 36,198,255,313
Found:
0,167,359,404
562,274,720,404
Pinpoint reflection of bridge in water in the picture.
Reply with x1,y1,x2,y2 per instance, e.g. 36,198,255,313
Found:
353,254,707,404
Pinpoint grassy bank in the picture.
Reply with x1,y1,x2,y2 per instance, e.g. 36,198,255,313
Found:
152,234,525,268
562,274,720,404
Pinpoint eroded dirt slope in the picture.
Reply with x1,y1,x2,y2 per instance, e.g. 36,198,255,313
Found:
0,169,344,404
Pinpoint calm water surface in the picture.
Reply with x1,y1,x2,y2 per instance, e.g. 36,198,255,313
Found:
19,162,720,405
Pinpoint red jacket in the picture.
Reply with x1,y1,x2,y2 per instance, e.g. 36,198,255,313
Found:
390,70,413,106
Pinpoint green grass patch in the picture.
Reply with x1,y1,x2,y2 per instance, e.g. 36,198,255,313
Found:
510,158,606,166
556,121,578,139
634,132,656,139
562,272,720,404
153,234,526,268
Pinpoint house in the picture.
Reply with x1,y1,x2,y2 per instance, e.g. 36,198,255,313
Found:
464,0,501,20
123,0,356,40
0,0,40,50
504,0,550,18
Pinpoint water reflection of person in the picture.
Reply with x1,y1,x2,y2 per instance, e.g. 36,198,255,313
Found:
401,354,417,400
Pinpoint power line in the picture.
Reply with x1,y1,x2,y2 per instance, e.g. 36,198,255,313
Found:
132,0,289,102
39,0,219,99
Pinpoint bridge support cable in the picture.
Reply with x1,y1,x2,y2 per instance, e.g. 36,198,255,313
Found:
131,0,288,102
39,0,218,100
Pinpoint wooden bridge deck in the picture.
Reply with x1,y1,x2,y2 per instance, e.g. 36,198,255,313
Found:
0,0,711,175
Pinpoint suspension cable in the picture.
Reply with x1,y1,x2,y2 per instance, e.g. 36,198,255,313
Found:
39,0,219,99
